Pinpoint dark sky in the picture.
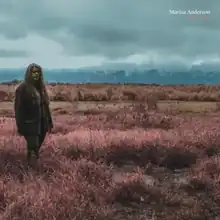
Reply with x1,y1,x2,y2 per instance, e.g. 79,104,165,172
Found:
0,0,219,68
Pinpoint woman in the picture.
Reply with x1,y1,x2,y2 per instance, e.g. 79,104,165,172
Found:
14,63,53,163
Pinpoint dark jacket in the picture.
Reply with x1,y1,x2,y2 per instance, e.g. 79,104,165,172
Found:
14,63,53,136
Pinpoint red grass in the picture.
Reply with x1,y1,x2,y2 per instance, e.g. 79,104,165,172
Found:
0,103,220,219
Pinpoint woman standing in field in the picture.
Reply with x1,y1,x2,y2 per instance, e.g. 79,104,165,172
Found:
14,63,53,163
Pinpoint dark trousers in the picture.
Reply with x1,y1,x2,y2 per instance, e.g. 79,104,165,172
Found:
24,130,47,160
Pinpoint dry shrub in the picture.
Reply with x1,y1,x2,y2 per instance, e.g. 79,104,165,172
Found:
122,90,138,101
112,173,161,206
106,88,114,100
0,90,8,101
192,156,220,179
76,89,84,101
205,146,220,157
190,92,217,102
1,85,220,219
53,108,70,115
45,86,53,100
71,89,80,101
49,85,72,102
159,147,198,170
216,102,220,111
53,91,70,101
0,109,13,117
4,83,220,102
0,160,114,220
188,174,212,191
51,122,73,134
78,90,108,101
131,103,146,113
7,92,14,102
169,91,190,101
145,92,158,110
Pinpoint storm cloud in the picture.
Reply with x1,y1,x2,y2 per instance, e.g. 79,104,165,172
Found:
0,0,219,68
0,49,28,58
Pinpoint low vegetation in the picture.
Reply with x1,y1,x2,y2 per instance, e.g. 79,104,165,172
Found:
0,84,220,219
1,83,220,102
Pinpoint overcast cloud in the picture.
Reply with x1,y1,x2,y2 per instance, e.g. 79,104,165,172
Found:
0,0,219,68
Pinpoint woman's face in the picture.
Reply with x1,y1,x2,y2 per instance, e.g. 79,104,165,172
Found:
31,66,41,81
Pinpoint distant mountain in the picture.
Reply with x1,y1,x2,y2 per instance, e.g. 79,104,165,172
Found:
0,63,220,85
80,60,220,72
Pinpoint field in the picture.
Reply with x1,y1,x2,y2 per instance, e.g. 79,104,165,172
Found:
0,84,220,219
